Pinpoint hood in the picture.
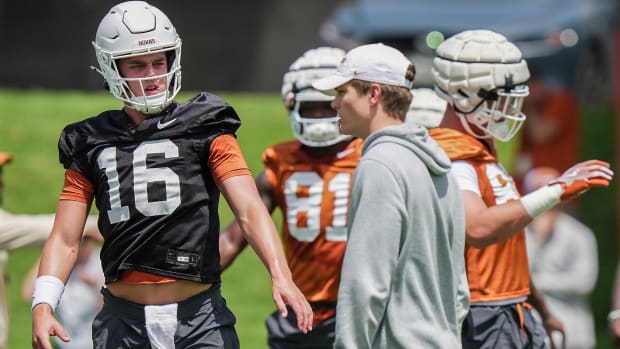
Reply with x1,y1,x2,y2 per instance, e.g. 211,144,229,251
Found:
363,123,451,176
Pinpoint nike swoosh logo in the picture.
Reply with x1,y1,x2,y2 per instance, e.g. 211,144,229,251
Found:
157,118,177,129
336,148,355,159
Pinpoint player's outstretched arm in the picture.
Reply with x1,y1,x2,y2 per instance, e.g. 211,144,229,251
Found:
32,200,89,349
520,160,613,218
219,171,275,269
461,191,533,248
219,175,313,333
465,160,613,248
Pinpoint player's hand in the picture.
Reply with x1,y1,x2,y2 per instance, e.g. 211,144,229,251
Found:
271,275,313,333
549,160,613,201
541,313,565,349
32,303,70,349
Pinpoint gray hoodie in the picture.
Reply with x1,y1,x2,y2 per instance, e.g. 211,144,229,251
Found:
334,122,469,349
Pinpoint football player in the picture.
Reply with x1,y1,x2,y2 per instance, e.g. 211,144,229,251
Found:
430,29,613,348
30,2,312,349
219,46,362,349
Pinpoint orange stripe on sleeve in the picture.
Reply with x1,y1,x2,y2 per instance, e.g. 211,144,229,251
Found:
209,134,252,185
60,169,94,204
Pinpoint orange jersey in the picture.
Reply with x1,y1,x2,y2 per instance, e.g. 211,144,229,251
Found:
262,139,363,310
431,128,531,303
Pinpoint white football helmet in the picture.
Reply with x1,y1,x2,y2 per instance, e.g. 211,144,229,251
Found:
92,1,182,114
407,88,447,128
432,30,530,142
281,47,352,147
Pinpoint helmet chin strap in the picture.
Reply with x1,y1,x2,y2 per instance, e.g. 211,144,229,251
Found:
128,91,170,115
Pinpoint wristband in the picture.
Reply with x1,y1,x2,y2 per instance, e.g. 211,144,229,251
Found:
609,309,620,323
31,275,65,312
520,184,562,218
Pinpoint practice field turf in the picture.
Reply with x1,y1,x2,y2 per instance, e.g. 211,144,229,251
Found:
0,89,616,348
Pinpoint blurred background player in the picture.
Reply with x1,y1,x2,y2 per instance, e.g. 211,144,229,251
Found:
609,261,620,348
219,46,362,349
431,29,613,348
23,235,104,349
523,167,598,349
0,152,99,349
312,43,469,349
406,87,447,129
31,2,312,348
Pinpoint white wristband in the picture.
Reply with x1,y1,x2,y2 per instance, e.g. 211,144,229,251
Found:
31,275,65,312
520,184,562,218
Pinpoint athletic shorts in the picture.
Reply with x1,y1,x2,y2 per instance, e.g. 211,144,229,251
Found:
93,284,239,348
266,304,335,349
462,303,548,349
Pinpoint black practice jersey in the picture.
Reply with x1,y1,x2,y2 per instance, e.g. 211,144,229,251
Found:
58,92,241,284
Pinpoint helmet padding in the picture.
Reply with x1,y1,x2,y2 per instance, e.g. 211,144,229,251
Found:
432,30,530,141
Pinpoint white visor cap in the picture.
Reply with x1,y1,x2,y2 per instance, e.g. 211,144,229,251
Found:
312,43,413,95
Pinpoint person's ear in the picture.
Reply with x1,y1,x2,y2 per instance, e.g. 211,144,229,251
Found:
369,83,382,104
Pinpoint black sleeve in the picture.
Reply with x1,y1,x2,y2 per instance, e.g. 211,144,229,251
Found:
182,92,243,160
58,124,82,171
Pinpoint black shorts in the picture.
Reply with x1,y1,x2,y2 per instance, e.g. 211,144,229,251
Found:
93,284,239,348
462,303,548,349
266,304,335,349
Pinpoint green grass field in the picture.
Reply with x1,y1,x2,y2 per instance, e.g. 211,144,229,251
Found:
1,89,291,348
0,88,617,348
